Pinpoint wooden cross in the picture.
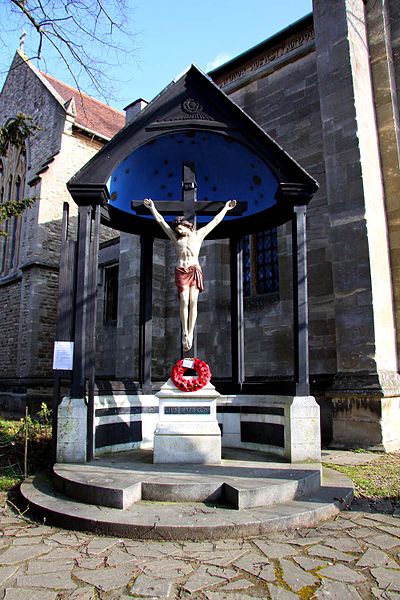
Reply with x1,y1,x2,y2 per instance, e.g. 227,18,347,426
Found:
131,161,247,222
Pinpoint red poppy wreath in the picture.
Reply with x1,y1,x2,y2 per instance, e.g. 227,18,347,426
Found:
170,358,211,393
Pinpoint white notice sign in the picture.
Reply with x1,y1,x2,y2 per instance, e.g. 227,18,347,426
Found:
182,358,195,369
53,341,74,370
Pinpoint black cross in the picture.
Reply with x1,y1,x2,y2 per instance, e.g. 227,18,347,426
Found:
131,161,247,222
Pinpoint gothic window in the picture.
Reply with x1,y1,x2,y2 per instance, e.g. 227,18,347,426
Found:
242,228,279,297
104,264,119,323
0,144,26,275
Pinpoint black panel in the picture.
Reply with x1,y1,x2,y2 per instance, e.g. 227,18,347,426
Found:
95,421,142,448
164,406,210,415
217,405,284,416
241,421,284,447
95,406,158,417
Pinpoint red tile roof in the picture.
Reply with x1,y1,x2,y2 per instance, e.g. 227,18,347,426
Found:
41,72,125,140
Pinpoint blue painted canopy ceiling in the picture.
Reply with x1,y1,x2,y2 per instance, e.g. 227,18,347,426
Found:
67,65,318,237
109,131,278,224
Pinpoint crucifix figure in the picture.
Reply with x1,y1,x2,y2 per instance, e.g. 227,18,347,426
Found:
138,162,244,351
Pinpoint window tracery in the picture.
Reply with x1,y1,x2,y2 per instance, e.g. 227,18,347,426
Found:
0,143,27,274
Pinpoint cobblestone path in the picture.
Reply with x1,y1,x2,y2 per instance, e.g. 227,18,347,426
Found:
0,499,399,599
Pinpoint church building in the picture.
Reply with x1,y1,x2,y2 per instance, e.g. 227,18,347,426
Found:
0,0,399,452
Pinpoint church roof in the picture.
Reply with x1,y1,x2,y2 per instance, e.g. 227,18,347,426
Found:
40,72,125,140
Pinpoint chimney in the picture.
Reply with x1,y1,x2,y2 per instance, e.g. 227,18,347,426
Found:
124,98,148,125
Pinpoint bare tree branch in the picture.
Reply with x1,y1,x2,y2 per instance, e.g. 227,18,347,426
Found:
1,0,138,102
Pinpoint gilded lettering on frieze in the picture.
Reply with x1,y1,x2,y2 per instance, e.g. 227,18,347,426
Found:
217,27,314,88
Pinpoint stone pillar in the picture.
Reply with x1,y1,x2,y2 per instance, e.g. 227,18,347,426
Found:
56,397,87,463
313,0,400,450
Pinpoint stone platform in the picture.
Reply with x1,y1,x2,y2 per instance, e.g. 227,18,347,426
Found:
20,448,354,540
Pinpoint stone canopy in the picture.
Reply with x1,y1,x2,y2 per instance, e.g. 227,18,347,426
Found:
67,64,318,238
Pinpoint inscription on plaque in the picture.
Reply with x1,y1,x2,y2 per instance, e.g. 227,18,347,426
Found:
165,406,210,415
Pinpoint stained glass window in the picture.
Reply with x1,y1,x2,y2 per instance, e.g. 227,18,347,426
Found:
242,228,279,296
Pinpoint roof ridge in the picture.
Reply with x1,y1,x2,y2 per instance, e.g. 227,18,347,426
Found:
40,71,124,115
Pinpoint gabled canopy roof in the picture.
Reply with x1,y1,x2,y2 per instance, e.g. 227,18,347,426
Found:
68,64,318,238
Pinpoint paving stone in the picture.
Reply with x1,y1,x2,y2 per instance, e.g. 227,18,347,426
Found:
67,590,96,600
14,526,53,537
364,514,400,526
307,544,355,562
233,552,275,582
75,566,134,591
85,537,120,555
143,558,193,579
317,519,354,530
47,532,86,547
183,565,237,593
12,537,43,546
16,571,77,589
280,558,319,591
129,573,172,598
315,580,363,599
349,527,376,539
372,586,400,599
370,534,400,550
213,540,251,551
4,589,59,600
204,592,255,600
0,565,19,587
106,548,138,567
287,537,323,546
125,542,175,558
319,564,366,583
371,567,400,592
293,555,330,570
218,578,255,590
0,544,51,564
253,541,299,559
324,537,362,552
26,558,75,574
375,525,400,538
267,583,299,599
41,547,81,561
356,547,398,568
189,549,248,567
76,556,106,569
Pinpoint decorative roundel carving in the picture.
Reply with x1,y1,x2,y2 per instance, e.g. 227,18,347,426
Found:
182,98,203,114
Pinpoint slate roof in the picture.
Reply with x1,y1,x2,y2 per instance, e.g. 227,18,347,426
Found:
41,72,125,140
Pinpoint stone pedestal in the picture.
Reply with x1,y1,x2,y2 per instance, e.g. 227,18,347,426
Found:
56,397,87,463
153,379,221,464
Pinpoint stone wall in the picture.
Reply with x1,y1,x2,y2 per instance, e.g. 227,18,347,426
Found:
0,53,111,409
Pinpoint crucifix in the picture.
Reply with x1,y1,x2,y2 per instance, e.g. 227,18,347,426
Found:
132,161,246,354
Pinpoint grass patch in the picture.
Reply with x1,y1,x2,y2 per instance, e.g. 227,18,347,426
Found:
323,452,400,499
0,404,52,492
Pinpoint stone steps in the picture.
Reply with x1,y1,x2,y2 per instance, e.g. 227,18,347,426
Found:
19,450,354,541
52,450,322,510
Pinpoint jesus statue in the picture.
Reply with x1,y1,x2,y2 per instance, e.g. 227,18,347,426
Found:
143,198,237,351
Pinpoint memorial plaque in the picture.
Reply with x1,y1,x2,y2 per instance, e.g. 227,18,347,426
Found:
165,406,210,415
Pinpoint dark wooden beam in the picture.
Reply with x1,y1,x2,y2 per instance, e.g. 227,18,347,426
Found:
132,200,247,216
86,204,100,461
292,205,310,396
230,236,245,390
71,204,92,398
139,235,154,394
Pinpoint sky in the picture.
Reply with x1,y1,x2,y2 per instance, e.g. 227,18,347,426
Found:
0,0,312,111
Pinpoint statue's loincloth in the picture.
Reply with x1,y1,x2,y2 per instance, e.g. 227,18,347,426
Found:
175,265,204,296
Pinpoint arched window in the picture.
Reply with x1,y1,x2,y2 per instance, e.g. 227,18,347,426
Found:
0,144,27,275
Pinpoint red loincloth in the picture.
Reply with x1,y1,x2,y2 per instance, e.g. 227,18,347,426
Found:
175,265,204,296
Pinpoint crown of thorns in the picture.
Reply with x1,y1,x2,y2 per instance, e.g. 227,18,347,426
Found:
171,216,195,231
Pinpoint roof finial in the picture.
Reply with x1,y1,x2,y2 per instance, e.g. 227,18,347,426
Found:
19,31,27,53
